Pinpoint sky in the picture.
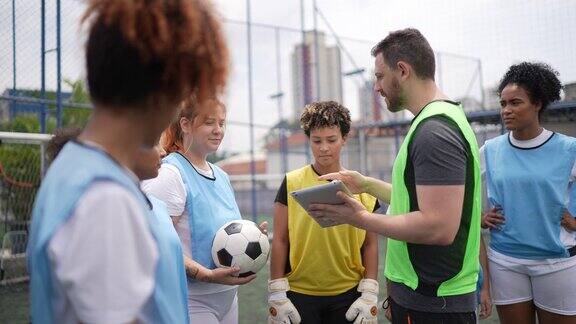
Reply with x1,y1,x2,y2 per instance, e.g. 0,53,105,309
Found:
1,0,575,153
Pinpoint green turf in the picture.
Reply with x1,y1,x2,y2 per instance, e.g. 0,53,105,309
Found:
0,279,500,324
239,234,500,324
0,215,500,323
0,284,29,324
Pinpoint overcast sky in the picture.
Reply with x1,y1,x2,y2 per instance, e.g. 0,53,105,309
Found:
1,0,575,152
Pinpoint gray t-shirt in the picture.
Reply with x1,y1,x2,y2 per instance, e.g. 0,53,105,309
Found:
409,117,467,186
390,115,477,313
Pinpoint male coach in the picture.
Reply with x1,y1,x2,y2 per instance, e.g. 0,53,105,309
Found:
309,28,481,324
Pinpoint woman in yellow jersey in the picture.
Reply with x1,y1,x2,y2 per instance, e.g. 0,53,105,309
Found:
268,101,380,324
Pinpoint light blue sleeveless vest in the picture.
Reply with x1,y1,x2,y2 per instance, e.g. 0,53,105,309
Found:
148,195,189,323
163,152,241,269
485,133,576,259
27,142,187,324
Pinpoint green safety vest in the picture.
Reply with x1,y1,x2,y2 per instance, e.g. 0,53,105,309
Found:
385,100,481,297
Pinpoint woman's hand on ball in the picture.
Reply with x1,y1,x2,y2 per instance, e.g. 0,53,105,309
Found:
258,221,268,235
199,266,256,285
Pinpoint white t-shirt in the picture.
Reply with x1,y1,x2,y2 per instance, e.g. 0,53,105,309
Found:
194,163,215,179
142,163,232,296
47,181,158,324
480,129,576,266
143,164,190,256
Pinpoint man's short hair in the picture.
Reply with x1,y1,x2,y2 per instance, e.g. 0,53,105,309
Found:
371,28,435,80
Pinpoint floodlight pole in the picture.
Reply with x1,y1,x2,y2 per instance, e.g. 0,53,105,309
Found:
56,0,62,128
246,0,258,222
12,0,16,90
312,0,320,102
272,27,288,175
301,0,311,163
343,68,368,174
40,0,46,133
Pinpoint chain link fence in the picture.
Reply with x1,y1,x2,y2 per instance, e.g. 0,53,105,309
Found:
0,132,51,287
1,1,576,322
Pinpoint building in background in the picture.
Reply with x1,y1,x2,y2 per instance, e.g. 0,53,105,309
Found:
291,31,343,119
357,80,382,123
482,86,500,110
357,78,413,124
457,96,484,112
217,152,267,178
564,82,576,102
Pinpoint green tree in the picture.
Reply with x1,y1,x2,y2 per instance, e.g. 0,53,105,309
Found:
60,78,91,129
261,118,299,150
64,78,90,104
0,78,91,233
0,144,40,223
0,115,45,225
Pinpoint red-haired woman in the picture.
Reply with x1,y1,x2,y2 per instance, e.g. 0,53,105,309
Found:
144,98,267,324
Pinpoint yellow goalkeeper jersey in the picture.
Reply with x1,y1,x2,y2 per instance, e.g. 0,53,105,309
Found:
285,165,377,296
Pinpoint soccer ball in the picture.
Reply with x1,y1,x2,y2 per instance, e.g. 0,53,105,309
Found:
211,219,270,277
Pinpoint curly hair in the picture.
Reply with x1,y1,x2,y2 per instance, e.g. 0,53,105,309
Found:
46,127,82,163
498,62,562,114
82,0,228,110
300,101,351,137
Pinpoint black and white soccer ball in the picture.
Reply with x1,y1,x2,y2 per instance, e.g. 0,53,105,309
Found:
211,220,270,277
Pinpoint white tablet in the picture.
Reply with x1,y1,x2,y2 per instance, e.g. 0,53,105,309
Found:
290,180,353,227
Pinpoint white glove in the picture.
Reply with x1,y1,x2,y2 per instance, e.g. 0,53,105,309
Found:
267,278,301,324
346,279,379,324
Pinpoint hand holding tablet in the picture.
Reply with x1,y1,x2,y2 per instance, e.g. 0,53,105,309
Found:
290,180,353,227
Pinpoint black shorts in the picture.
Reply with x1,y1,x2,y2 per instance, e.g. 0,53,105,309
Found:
287,286,360,324
388,297,476,324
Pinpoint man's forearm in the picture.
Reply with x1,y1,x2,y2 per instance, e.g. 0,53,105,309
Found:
358,210,457,245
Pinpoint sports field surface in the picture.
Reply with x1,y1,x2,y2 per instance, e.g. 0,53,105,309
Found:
0,216,500,323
